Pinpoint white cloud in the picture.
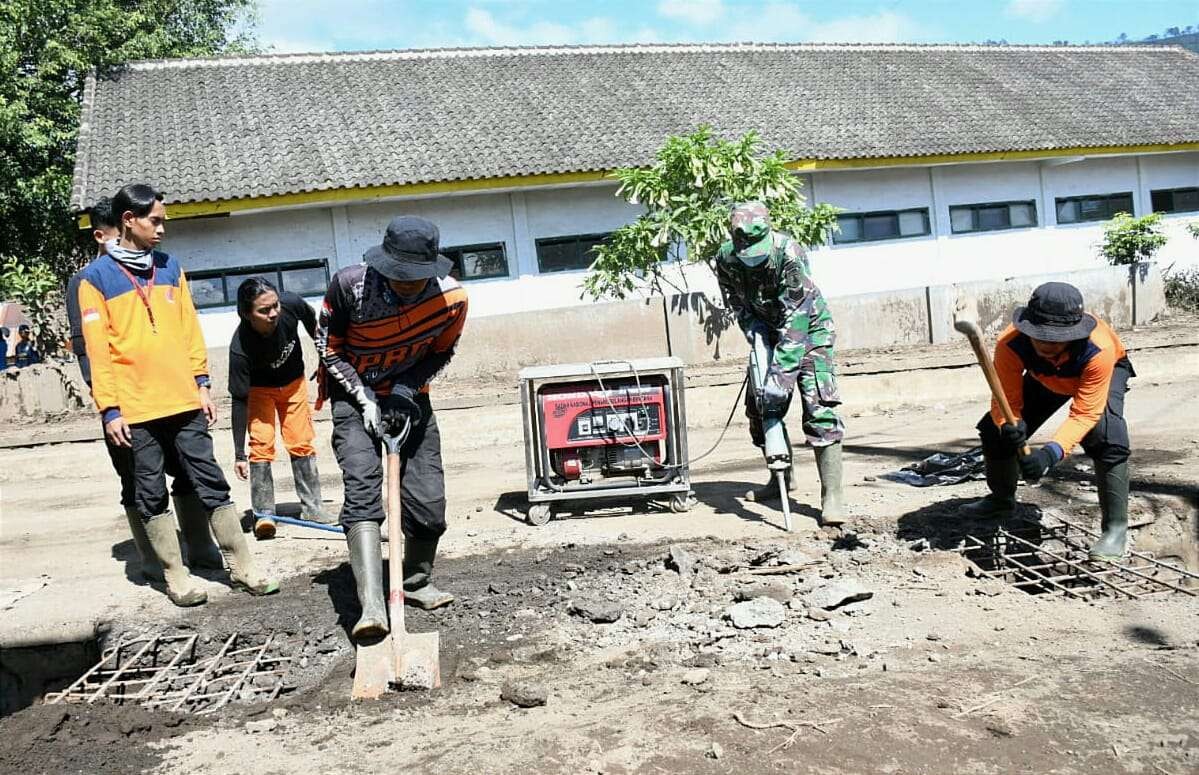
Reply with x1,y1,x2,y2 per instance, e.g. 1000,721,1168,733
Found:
1004,0,1065,23
465,8,582,46
725,4,926,44
658,0,725,26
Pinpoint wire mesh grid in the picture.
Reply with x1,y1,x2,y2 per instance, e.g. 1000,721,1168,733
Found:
45,632,293,714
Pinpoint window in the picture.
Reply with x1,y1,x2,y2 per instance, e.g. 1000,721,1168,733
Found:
949,200,1038,234
832,208,930,244
186,259,330,309
535,233,610,273
1150,187,1199,214
1054,192,1134,224
442,242,509,281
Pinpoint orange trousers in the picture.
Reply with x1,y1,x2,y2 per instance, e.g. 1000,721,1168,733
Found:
248,376,316,463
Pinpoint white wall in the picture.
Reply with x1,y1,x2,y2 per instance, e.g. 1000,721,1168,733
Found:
169,152,1199,348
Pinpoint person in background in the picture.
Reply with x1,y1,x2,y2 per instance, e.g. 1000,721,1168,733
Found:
66,197,222,582
77,182,276,606
229,276,336,539
0,327,8,369
14,324,40,367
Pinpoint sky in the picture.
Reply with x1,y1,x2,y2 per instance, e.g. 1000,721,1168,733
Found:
253,0,1198,54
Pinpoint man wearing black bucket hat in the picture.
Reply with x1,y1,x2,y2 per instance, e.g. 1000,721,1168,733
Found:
961,282,1135,561
316,216,468,635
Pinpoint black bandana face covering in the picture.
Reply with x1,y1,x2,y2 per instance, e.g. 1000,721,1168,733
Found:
104,239,154,271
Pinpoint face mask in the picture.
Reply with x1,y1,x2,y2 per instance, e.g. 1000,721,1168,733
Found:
105,239,154,271
737,251,770,268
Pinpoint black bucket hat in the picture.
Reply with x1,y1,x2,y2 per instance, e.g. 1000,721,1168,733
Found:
364,216,452,281
1013,282,1096,342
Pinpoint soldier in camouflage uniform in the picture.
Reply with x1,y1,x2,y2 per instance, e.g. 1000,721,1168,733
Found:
715,201,846,525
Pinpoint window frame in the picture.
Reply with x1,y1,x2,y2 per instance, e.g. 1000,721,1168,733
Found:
1149,186,1199,215
948,200,1039,234
186,258,330,310
440,241,510,282
534,232,612,274
1054,192,1135,224
831,208,931,245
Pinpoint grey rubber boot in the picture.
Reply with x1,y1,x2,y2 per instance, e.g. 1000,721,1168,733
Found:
209,503,279,595
403,537,455,610
143,512,207,607
290,455,338,524
172,493,224,571
124,507,165,582
250,462,277,540
959,451,1018,519
1089,460,1130,562
345,522,389,640
814,441,846,526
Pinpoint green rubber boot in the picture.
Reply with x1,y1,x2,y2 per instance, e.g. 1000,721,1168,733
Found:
403,537,455,610
173,493,224,571
143,512,208,607
250,462,277,540
1089,460,1130,562
209,503,279,595
959,451,1018,519
124,507,165,582
345,522,389,640
814,442,846,526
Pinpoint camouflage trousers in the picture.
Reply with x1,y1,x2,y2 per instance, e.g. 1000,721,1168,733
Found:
745,358,845,453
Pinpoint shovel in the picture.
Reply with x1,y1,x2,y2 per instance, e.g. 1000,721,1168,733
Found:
352,420,442,699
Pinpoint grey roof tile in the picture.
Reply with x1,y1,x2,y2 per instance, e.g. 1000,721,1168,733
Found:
71,43,1199,210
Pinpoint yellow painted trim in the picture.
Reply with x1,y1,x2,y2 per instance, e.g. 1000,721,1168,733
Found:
75,142,1199,226
785,143,1199,171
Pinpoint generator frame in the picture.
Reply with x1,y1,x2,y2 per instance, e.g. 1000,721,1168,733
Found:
519,357,693,526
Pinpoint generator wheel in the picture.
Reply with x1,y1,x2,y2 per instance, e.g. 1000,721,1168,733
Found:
527,503,553,526
669,493,695,514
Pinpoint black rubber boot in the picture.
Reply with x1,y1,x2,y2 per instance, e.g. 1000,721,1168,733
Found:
124,507,165,582
403,537,455,610
173,493,224,571
346,522,389,639
1089,460,1130,562
290,454,338,524
959,451,1018,519
250,462,277,540
143,512,208,607
814,441,845,526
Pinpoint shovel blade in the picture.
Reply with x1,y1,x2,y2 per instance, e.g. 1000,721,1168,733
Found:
352,634,396,700
394,631,441,691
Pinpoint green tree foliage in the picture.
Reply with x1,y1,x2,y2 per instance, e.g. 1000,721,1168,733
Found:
1098,212,1168,266
0,0,257,352
583,127,839,301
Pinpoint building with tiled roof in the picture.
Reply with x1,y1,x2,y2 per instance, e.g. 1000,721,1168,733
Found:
72,42,1199,342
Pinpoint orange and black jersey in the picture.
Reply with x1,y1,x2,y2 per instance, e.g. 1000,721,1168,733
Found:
316,264,468,402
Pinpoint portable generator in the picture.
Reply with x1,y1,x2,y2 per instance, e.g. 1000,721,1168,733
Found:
518,357,693,525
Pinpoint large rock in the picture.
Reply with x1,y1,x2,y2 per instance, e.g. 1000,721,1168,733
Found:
666,545,696,578
726,598,786,629
807,578,874,610
501,680,548,708
734,581,792,603
568,599,623,623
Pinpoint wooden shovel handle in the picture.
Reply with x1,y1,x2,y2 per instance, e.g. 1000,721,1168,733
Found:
954,320,1031,457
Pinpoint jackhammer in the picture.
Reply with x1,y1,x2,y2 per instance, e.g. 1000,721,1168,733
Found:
748,329,792,531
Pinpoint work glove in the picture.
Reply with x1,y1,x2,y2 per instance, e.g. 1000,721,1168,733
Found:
1018,444,1062,483
379,385,421,435
743,319,771,345
352,384,383,438
758,368,792,417
997,420,1028,455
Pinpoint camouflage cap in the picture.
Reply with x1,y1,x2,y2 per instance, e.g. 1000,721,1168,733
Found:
729,201,772,261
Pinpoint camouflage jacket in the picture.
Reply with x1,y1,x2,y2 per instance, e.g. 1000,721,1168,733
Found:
714,230,836,388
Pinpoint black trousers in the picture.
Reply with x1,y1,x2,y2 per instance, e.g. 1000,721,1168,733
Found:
976,358,1134,467
130,410,232,520
105,422,194,509
330,392,446,540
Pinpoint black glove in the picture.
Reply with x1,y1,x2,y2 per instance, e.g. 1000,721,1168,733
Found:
378,386,420,435
758,368,792,416
998,420,1028,454
1018,444,1061,482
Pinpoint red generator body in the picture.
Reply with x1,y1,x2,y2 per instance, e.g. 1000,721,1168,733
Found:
519,358,692,525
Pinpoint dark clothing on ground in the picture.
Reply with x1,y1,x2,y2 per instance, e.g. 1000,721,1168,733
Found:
977,357,1134,468
331,393,446,539
229,292,317,460
131,410,231,519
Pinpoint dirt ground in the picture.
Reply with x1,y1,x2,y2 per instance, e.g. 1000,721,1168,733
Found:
1,340,1197,774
